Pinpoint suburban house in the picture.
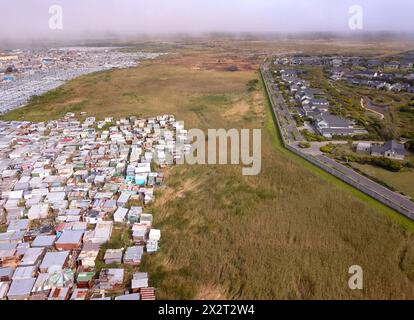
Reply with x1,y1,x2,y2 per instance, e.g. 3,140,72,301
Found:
384,61,400,69
401,60,414,69
314,113,368,139
371,140,407,160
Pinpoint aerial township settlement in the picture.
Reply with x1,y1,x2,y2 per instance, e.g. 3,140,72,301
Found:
0,113,189,300
0,47,161,114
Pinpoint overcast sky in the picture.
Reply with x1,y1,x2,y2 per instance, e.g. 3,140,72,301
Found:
1,0,413,43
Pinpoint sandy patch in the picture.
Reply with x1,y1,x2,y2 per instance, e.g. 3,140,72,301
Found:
196,284,226,300
57,98,85,107
156,177,200,208
224,100,250,118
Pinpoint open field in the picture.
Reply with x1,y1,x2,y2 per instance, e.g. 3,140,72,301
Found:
4,40,414,299
1,61,256,127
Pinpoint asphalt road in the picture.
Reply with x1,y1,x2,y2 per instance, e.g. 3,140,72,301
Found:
262,66,303,143
316,155,414,214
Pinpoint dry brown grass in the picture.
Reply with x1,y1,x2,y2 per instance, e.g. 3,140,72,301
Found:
4,40,414,300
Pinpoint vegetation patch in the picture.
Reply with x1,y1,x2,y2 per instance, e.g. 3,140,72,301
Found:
299,142,311,149
337,154,403,172
301,129,327,142
320,143,336,154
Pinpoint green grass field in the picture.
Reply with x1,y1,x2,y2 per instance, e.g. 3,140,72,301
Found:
4,46,414,299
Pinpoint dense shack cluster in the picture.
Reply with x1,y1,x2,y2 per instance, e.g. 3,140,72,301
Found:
0,113,189,300
0,47,162,114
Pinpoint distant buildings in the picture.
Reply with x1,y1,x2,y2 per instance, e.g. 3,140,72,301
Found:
276,52,414,94
278,67,368,139
0,47,163,114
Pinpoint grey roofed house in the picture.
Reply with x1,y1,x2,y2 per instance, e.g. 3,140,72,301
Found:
31,235,57,248
104,249,123,265
132,227,147,242
401,60,414,68
64,208,81,216
45,192,66,203
371,140,407,160
384,61,400,69
7,278,36,300
0,230,25,244
307,98,329,107
123,246,144,265
140,213,153,226
347,78,364,86
113,207,129,223
7,219,29,232
356,70,378,78
102,199,117,212
115,293,140,300
85,221,113,244
0,282,10,300
99,268,124,290
117,193,130,206
280,68,299,76
19,247,45,266
296,88,315,101
39,251,70,272
367,59,381,67
55,230,83,249
0,267,14,281
12,266,37,280
16,242,30,255
131,272,149,290
314,112,367,138
315,113,353,128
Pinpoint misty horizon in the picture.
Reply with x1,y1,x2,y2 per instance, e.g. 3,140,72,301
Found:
1,0,414,47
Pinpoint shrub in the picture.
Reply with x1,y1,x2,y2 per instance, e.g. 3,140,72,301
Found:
405,140,414,152
320,144,336,154
247,79,259,92
299,142,311,149
337,154,402,172
400,106,414,113
301,129,326,142
370,157,402,172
